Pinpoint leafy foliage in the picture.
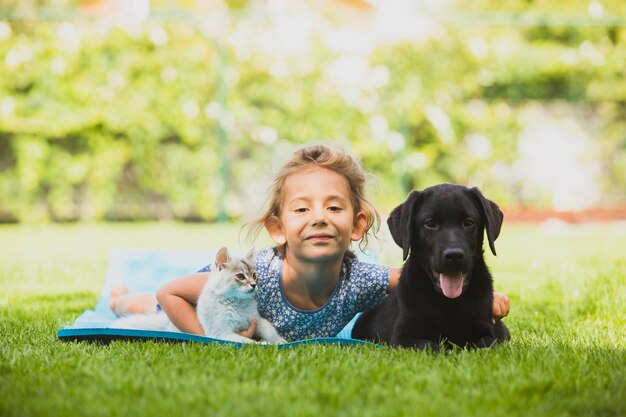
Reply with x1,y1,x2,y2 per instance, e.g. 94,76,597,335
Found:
0,5,625,222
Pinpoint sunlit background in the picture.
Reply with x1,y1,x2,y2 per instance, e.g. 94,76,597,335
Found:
1,0,625,224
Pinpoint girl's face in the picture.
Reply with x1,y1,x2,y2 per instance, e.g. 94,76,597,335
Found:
265,167,367,263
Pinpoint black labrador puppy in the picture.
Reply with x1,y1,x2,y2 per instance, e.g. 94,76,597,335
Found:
352,183,510,350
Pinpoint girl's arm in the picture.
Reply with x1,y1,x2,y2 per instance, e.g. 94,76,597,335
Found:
388,267,402,292
156,272,209,336
386,266,510,321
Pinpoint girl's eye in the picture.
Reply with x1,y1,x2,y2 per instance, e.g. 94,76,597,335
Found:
295,208,308,213
424,219,437,229
463,218,475,228
236,273,246,280
327,206,342,212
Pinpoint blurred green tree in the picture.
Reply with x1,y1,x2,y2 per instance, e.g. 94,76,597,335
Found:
0,1,624,222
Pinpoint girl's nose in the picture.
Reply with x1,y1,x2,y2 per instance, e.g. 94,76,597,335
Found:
311,207,328,225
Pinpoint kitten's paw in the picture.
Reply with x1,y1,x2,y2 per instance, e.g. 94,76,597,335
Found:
263,335,287,344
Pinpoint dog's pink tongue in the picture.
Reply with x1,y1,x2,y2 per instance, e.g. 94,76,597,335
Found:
439,272,464,298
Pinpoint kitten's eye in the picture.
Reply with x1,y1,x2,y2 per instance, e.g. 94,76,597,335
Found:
252,273,258,282
424,219,438,229
463,218,475,228
236,273,246,280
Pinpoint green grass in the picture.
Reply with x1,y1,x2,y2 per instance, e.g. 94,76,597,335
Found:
1,222,625,417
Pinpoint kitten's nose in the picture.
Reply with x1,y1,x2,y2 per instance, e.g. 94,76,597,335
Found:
249,283,257,289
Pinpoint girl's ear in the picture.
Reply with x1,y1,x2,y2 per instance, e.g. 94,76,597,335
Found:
351,212,368,241
264,216,287,245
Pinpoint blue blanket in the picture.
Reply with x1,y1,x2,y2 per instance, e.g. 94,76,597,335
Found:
57,249,377,349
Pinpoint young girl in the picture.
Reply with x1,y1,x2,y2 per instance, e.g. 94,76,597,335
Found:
110,145,510,341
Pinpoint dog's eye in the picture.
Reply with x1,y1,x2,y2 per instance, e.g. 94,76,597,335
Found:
463,218,475,228
424,219,437,229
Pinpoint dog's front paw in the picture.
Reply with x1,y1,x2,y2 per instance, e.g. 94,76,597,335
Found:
413,340,440,352
393,338,440,352
471,335,498,349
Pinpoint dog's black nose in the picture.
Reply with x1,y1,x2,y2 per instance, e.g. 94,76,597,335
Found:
443,248,465,262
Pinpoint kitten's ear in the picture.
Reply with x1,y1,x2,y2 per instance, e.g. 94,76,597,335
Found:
245,247,255,264
215,247,231,271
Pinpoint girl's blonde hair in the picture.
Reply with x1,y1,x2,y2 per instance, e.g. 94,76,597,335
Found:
246,145,381,255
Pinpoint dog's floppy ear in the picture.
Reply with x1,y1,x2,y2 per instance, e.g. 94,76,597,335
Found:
387,190,421,261
470,187,503,256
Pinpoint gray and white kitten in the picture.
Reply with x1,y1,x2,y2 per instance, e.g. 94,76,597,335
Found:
110,247,286,344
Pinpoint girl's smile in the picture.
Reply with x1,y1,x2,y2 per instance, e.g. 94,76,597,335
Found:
306,234,334,241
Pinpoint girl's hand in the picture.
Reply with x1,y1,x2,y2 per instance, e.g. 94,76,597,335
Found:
238,320,257,339
492,291,510,323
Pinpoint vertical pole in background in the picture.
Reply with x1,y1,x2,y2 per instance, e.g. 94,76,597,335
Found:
399,124,411,195
213,38,229,223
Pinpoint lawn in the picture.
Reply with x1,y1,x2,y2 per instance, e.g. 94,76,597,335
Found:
1,222,624,417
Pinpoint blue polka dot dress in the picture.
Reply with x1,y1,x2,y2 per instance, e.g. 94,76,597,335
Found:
248,248,390,341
